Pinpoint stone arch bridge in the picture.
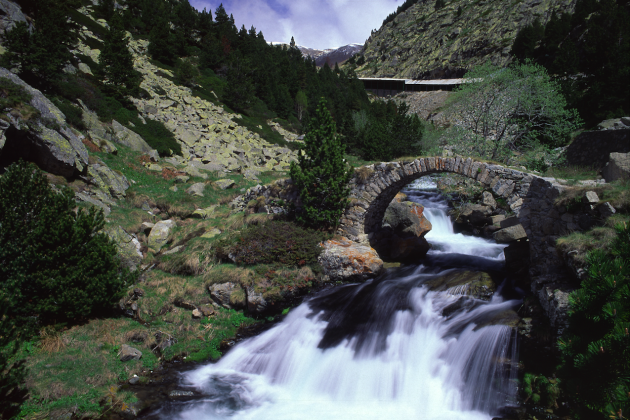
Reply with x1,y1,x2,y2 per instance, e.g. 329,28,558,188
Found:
237,155,587,333
338,155,584,333
339,156,534,242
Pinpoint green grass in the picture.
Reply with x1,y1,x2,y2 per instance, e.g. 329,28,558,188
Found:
543,165,599,182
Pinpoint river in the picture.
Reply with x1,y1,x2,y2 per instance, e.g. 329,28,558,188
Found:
141,177,523,420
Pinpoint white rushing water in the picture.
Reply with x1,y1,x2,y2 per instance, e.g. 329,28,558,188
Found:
152,177,520,420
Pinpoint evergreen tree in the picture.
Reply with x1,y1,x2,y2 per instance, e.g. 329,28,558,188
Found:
148,16,177,65
94,0,115,21
0,161,133,327
97,12,141,98
290,98,353,228
0,0,79,89
559,223,630,418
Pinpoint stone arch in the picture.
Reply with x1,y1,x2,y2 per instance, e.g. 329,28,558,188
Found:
338,156,534,242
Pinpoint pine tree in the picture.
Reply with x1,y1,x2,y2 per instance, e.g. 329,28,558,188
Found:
97,12,141,98
0,161,133,327
0,0,78,89
559,223,630,418
290,98,353,228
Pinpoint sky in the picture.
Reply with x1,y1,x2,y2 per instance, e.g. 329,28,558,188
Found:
189,0,402,50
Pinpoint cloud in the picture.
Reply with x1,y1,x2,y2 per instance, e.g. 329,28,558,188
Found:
190,0,400,50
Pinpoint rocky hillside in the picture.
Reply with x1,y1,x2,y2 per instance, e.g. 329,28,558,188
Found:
354,0,576,79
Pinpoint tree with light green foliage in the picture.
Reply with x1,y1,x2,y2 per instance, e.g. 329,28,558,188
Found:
290,98,353,228
443,61,581,164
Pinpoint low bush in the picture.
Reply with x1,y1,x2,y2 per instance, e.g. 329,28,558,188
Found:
215,221,328,266
0,161,135,330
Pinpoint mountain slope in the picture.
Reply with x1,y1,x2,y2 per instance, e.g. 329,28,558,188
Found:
270,42,363,67
355,0,576,79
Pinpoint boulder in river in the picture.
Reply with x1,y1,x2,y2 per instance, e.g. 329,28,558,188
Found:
425,270,496,300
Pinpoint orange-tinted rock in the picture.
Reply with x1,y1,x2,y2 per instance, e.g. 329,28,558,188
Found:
318,237,384,281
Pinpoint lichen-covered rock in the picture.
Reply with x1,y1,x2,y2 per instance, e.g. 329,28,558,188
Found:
425,270,496,301
111,120,155,154
89,162,130,199
0,0,30,36
0,68,88,177
214,179,235,190
186,182,205,196
209,282,246,309
147,220,176,251
318,237,383,281
105,225,143,271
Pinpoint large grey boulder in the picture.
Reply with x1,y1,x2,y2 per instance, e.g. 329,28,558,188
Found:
111,120,156,154
0,0,30,36
88,162,130,199
602,152,630,182
0,68,88,177
148,220,177,251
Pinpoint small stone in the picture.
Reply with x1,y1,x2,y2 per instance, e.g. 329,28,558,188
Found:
119,344,142,361
163,245,184,255
186,182,206,197
169,185,178,192
174,175,190,184
482,191,496,209
145,163,162,172
214,179,236,190
169,390,194,398
201,228,221,238
583,191,599,204
199,305,215,317
192,309,202,319
128,376,140,385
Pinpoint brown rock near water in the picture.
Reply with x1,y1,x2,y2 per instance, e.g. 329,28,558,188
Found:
318,237,384,281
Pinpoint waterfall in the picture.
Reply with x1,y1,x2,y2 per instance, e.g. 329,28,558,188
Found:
144,177,521,420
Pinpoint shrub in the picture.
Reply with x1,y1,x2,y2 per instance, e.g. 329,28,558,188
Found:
0,161,134,329
129,118,181,156
215,221,327,266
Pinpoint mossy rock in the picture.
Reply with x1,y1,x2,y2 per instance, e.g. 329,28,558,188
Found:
425,270,496,300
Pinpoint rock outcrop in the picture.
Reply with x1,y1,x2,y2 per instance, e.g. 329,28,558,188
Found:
0,68,89,178
354,0,575,79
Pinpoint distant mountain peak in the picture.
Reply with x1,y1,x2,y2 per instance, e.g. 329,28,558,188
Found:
268,42,363,67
